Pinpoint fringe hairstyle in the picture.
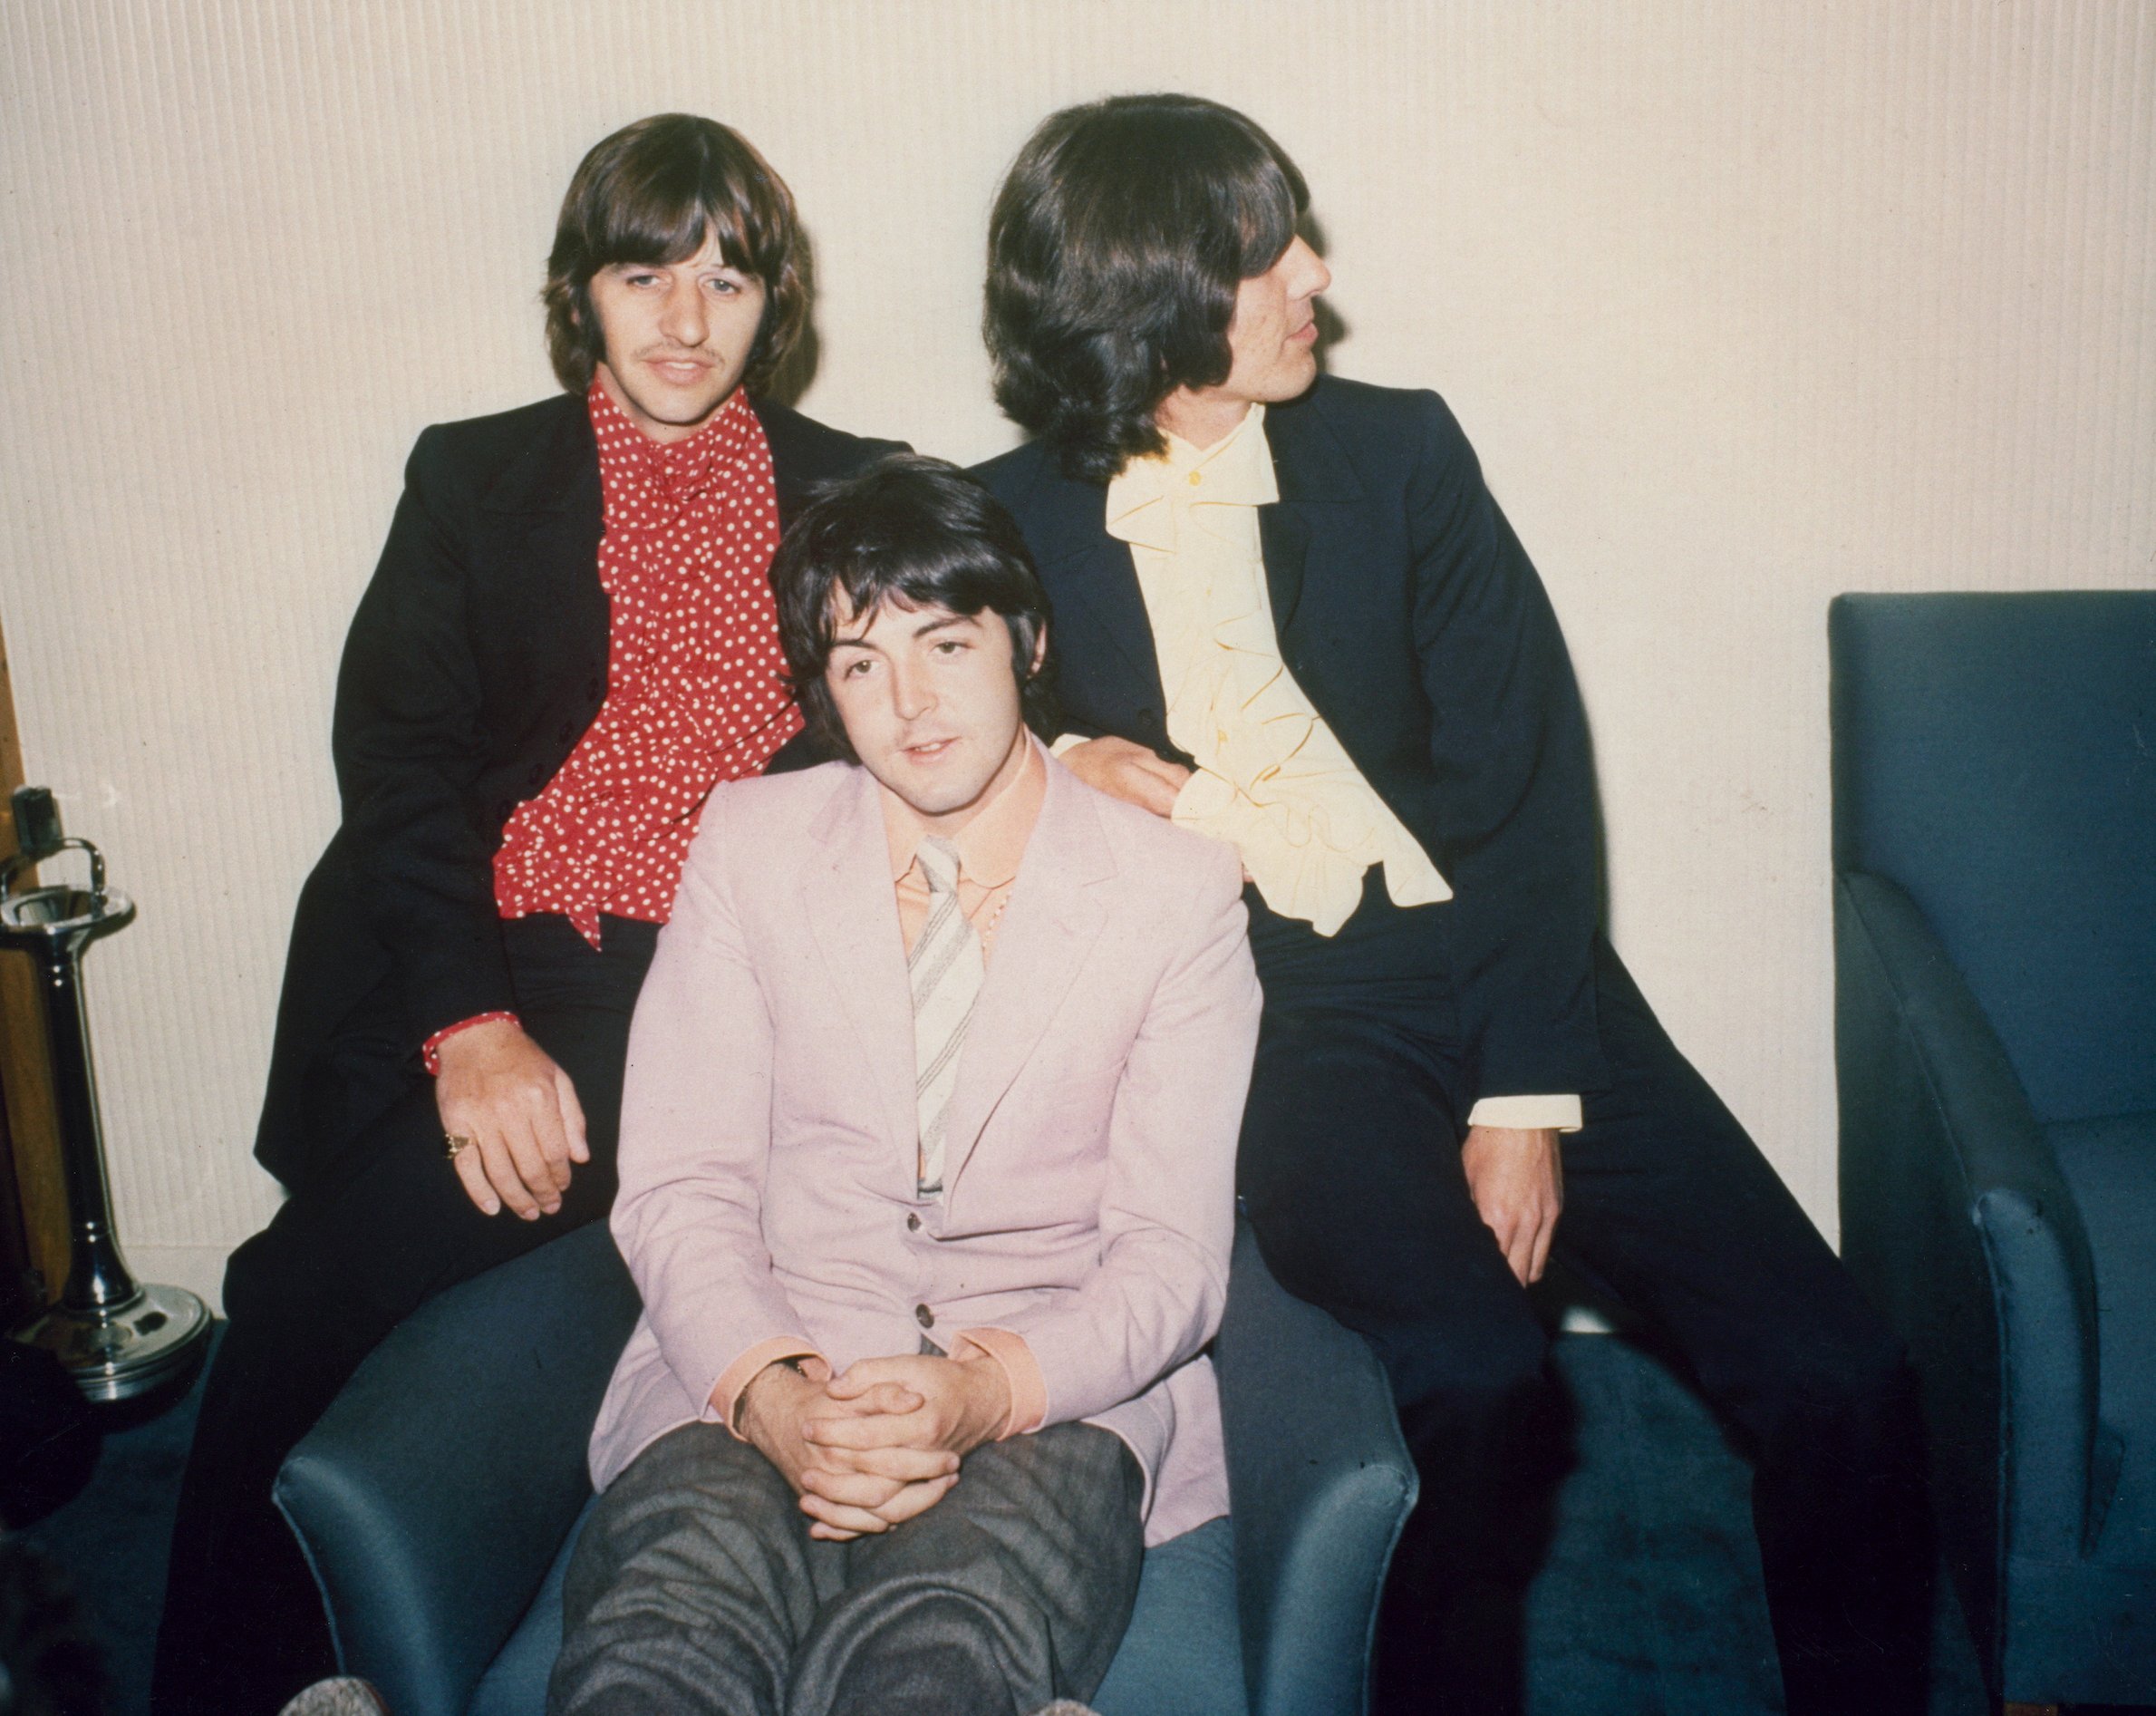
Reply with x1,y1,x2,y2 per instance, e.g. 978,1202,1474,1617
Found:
543,114,808,397
984,93,1308,483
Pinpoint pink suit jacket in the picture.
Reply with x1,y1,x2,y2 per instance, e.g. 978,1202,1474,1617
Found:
588,751,1262,1546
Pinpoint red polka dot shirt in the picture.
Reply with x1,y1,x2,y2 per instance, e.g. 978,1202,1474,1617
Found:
426,383,799,1070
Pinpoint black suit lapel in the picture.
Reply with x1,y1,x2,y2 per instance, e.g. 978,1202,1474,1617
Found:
1259,386,1366,648
1259,506,1312,641
1020,458,1166,703
474,397,606,651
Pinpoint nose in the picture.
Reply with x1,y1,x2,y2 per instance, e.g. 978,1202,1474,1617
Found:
1291,236,1331,298
889,656,934,723
659,274,709,348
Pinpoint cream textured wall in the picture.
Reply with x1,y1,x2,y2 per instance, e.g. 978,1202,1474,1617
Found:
2,1,2151,1309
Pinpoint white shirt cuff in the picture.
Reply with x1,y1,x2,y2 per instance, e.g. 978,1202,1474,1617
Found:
1466,1094,1583,1134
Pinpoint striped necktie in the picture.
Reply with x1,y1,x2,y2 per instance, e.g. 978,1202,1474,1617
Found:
909,837,982,1200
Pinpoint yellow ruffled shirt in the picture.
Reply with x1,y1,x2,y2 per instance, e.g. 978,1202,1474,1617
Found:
1106,405,1447,935
1101,405,1581,1135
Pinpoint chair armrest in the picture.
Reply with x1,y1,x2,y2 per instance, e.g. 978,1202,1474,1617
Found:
1836,870,2101,1571
275,1223,641,1716
1215,1217,1417,1716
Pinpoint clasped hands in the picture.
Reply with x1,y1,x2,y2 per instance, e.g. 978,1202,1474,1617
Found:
738,1351,1015,1540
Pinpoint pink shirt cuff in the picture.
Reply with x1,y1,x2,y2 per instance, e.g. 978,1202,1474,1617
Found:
953,1326,1048,1439
709,1336,825,1440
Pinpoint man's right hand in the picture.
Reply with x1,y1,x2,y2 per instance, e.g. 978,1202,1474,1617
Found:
1057,736,1190,818
435,1019,587,1219
736,1359,958,1540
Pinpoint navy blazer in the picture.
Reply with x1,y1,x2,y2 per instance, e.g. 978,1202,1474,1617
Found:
976,374,1610,1104
256,392,901,1187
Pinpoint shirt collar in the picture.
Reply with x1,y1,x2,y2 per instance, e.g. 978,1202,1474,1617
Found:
881,732,1047,888
1105,402,1278,553
587,380,760,510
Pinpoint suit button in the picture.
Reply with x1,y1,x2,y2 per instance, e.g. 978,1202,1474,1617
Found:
906,1213,922,1232
556,721,575,743
492,800,513,823
914,1304,934,1329
1138,706,1159,725
527,763,546,787
586,675,604,702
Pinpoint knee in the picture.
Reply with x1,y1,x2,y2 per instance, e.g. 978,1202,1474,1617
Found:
1749,1310,1917,1456
218,1223,303,1334
1388,1309,1552,1455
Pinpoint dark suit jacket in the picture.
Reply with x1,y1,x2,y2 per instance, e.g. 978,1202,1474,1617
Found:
256,391,900,1187
975,374,1610,1105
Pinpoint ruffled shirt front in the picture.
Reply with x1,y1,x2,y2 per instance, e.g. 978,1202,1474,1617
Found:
1105,404,1450,937
1102,405,1581,1134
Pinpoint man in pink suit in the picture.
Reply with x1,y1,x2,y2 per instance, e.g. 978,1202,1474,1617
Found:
547,457,1262,1716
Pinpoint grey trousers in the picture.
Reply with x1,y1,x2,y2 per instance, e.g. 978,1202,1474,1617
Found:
548,1419,1146,1716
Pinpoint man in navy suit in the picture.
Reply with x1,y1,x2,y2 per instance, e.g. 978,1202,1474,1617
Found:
975,93,1929,1716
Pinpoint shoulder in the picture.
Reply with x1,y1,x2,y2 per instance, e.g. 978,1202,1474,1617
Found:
408,392,588,482
1278,373,1473,473
970,439,1104,567
1054,764,1244,903
400,393,593,519
1261,375,1491,528
751,396,908,485
700,761,858,853
970,437,1063,511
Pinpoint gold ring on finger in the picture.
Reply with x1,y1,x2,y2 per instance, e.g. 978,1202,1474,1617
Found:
444,1133,473,1162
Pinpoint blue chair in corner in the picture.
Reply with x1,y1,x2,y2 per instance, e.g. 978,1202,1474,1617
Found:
1829,591,2156,1707
276,1216,1416,1716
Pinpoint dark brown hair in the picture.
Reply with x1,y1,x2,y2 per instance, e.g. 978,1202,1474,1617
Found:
984,93,1308,483
543,114,808,396
771,456,1056,761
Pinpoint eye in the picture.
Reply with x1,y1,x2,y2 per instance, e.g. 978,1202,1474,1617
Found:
837,656,875,679
933,638,969,656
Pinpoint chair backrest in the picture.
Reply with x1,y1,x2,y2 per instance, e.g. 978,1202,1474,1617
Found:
1830,592,2156,1126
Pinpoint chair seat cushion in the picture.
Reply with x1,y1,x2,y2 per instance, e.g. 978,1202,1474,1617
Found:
468,1507,1243,1716
2046,1110,2156,1565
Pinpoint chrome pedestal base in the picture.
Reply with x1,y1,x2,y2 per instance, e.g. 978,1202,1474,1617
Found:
14,1281,213,1402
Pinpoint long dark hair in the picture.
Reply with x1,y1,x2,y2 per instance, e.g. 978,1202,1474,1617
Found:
771,456,1056,761
984,93,1308,483
543,114,808,397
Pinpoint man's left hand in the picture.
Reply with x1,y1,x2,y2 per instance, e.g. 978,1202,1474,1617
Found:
1461,1124,1563,1285
807,1352,1013,1464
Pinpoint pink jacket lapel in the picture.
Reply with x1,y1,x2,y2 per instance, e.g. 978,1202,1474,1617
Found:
799,767,918,1184
937,759,1116,1198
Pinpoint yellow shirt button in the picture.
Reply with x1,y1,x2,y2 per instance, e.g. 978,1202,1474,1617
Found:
1187,470,1203,486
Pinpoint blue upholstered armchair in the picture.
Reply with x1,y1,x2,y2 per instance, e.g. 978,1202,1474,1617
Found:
275,1217,1415,1716
1830,592,2156,1706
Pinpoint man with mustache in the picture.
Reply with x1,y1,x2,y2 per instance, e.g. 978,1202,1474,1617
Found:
975,93,1929,1716
154,113,900,1715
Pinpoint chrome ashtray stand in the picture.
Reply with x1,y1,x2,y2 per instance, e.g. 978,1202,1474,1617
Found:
3,799,210,1401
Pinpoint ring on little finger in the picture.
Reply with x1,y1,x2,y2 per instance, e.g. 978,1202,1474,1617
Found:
444,1133,473,1162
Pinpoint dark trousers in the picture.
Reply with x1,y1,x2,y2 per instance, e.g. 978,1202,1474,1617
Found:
1236,908,1930,1716
550,1420,1146,1716
150,915,658,1716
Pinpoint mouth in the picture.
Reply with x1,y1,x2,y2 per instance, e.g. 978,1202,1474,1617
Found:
902,737,960,763
1290,321,1319,346
645,355,711,385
